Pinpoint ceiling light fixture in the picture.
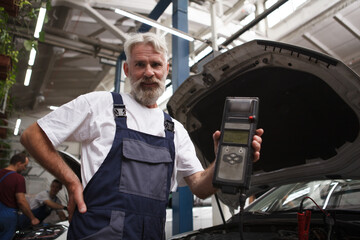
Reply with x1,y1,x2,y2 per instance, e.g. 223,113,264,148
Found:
24,3,46,86
34,4,47,39
24,48,35,86
24,68,32,86
28,47,37,66
49,106,59,111
111,7,195,42
14,118,21,135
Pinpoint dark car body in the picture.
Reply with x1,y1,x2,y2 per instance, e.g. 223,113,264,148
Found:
167,39,360,239
170,179,360,239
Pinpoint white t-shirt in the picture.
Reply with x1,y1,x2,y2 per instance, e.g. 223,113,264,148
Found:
29,190,61,210
37,92,204,191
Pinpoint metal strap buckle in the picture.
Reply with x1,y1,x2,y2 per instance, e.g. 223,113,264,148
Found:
113,104,126,117
164,119,174,133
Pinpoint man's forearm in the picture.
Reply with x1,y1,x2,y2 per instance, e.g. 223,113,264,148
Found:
16,193,37,221
20,123,81,188
185,161,218,199
43,200,66,210
21,122,87,221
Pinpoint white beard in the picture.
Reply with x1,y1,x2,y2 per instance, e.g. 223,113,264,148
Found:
130,75,166,107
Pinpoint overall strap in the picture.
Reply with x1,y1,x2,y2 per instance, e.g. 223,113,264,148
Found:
111,92,127,128
0,171,15,183
163,112,174,141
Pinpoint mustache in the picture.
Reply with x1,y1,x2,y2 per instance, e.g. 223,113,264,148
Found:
140,76,161,84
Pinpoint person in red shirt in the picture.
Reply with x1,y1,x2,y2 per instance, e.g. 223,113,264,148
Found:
0,153,39,240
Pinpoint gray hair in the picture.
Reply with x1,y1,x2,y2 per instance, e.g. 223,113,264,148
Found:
124,32,168,63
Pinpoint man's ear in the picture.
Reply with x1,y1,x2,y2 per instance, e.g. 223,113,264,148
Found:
124,62,129,77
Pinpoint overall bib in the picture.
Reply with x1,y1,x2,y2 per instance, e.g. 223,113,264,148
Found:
67,92,175,240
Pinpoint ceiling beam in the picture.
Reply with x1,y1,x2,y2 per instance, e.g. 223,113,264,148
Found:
334,14,360,40
52,0,128,42
302,32,340,59
12,27,122,60
279,0,358,43
44,26,123,53
221,0,289,47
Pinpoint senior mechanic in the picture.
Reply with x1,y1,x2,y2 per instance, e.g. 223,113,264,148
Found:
20,32,264,239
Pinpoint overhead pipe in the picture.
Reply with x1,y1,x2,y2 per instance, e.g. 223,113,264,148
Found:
210,1,218,51
43,26,123,53
190,0,288,73
220,0,289,47
190,1,256,59
12,27,121,60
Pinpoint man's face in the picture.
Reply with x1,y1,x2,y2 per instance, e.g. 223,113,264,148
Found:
50,182,62,196
17,157,29,173
124,43,169,108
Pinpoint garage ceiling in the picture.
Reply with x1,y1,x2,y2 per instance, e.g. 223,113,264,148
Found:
8,0,360,116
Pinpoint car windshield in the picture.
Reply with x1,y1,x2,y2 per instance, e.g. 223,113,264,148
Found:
246,179,360,213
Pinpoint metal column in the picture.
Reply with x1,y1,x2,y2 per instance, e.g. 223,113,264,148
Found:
171,0,190,90
114,52,125,93
171,0,193,235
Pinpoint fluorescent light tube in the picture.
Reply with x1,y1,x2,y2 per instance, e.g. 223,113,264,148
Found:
28,47,37,66
49,106,59,110
34,6,47,39
113,7,194,42
14,118,21,135
24,68,32,86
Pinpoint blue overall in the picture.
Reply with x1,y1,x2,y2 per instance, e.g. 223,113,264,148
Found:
0,171,17,240
67,92,175,240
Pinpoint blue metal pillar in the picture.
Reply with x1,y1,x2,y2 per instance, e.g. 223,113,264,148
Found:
171,0,190,90
114,52,126,93
171,0,193,235
172,187,193,234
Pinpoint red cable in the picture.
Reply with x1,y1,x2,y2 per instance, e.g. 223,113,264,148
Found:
297,196,331,240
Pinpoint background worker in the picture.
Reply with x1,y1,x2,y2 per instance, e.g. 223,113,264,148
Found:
17,179,67,229
0,153,40,240
20,32,263,239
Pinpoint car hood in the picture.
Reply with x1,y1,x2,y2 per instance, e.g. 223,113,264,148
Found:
167,39,360,207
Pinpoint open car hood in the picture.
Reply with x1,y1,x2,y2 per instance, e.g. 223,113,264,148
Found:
167,40,360,206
